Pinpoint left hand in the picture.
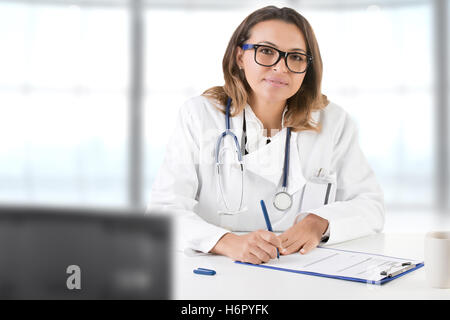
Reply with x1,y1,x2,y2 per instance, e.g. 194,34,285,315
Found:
278,213,329,255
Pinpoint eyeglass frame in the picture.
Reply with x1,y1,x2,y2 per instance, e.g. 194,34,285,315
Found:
241,43,313,74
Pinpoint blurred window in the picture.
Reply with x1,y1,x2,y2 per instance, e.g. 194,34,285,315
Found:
0,2,129,207
0,1,447,212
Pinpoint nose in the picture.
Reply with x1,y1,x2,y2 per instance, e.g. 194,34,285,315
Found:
272,55,289,73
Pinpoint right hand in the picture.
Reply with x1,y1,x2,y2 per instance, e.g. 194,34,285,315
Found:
210,230,286,264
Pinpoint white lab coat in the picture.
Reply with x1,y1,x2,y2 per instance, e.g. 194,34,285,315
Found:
148,95,385,253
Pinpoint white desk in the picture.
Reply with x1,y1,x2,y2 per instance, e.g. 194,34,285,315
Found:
173,233,450,299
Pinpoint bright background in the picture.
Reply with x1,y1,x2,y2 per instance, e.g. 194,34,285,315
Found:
0,0,449,232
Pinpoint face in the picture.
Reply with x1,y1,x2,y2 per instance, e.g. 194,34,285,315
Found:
236,19,308,105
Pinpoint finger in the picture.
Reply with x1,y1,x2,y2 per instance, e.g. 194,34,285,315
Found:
249,244,271,263
256,237,278,259
246,253,263,265
280,234,301,251
277,231,289,244
259,231,285,252
299,239,319,255
283,239,305,255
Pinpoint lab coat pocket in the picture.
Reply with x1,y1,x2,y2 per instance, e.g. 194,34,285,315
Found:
300,170,336,213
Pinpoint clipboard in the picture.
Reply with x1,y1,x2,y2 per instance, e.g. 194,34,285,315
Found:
235,247,424,285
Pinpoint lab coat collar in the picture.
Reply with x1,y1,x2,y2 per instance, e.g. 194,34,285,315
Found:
243,103,289,129
242,128,306,195
244,103,322,130
311,109,321,126
243,103,289,154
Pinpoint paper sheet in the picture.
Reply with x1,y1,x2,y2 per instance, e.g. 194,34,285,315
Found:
258,247,422,282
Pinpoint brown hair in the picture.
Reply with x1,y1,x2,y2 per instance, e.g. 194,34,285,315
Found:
202,6,328,132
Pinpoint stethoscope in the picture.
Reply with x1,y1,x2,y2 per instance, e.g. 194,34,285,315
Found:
215,97,292,214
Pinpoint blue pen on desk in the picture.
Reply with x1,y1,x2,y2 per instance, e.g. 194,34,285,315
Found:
260,200,279,259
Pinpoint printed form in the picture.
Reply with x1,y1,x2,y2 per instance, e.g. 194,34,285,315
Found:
261,247,421,282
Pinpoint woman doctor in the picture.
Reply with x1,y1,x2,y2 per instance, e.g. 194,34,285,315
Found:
149,6,385,265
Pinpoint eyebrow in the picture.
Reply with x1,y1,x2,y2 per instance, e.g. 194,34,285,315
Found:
258,41,307,53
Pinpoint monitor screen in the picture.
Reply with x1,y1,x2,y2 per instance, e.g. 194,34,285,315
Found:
0,205,171,299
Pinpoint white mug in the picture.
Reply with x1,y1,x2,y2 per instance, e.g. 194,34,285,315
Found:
424,231,450,288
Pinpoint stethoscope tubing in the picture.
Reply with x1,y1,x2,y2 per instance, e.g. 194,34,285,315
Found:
282,126,291,188
215,97,292,213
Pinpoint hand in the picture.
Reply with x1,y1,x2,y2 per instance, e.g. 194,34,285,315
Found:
279,213,329,255
210,230,286,265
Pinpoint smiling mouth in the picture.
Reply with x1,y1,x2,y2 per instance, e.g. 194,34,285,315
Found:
264,79,288,86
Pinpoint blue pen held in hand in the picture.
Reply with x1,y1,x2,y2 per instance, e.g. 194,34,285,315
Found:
260,200,279,259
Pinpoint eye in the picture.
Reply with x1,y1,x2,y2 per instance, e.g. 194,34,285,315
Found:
259,47,275,55
289,54,305,62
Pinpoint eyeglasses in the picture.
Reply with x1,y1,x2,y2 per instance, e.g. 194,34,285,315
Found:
241,44,313,74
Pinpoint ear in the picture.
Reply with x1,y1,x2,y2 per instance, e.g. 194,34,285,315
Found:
235,46,244,69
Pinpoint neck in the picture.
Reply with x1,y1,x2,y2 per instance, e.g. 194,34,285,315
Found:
249,94,286,137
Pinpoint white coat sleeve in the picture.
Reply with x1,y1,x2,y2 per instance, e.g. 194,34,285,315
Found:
147,101,230,253
305,113,385,245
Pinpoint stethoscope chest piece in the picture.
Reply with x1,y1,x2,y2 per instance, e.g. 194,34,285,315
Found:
273,189,292,211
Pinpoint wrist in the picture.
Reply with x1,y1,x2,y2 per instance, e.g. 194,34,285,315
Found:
305,213,329,235
210,232,238,256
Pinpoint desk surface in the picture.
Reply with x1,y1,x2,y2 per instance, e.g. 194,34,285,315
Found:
173,233,450,299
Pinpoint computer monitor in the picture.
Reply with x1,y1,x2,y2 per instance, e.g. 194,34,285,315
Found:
0,205,171,299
